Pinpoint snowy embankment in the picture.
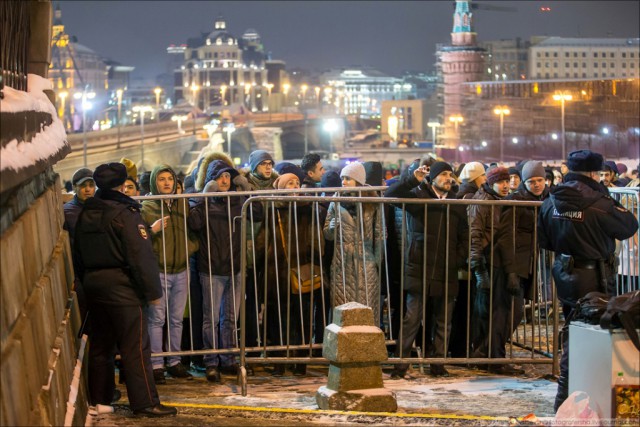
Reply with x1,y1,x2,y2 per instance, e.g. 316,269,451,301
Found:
0,74,68,172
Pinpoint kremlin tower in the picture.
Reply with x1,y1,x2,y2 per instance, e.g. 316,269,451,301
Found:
439,0,485,149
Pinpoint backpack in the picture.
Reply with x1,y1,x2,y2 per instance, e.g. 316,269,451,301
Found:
600,290,640,351
570,291,609,325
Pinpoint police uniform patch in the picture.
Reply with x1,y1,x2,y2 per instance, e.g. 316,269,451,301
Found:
138,224,148,239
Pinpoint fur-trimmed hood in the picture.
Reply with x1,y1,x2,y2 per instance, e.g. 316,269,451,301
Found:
195,151,234,191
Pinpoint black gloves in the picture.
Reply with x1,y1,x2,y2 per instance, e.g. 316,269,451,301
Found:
470,258,491,290
506,272,521,297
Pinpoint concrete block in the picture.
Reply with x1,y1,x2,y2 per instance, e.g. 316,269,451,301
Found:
26,287,53,384
332,302,375,327
322,324,388,363
316,386,397,412
42,250,68,327
327,363,384,391
0,220,27,343
0,336,31,425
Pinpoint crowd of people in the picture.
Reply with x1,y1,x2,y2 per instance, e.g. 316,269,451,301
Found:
62,148,639,417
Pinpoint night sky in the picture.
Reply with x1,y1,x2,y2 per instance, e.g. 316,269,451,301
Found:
58,1,640,82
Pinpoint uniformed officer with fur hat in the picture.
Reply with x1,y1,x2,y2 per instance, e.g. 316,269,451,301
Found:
537,150,638,412
74,162,178,417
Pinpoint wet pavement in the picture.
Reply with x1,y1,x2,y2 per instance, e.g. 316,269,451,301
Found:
90,363,557,426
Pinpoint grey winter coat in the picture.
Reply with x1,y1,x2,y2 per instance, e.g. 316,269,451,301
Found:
323,194,383,321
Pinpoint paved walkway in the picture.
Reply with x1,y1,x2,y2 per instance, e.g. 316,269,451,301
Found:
91,364,557,426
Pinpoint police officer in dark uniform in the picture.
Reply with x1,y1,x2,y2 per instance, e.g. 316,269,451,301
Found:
537,150,638,412
74,163,177,417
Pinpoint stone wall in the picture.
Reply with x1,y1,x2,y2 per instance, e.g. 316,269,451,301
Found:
0,168,87,425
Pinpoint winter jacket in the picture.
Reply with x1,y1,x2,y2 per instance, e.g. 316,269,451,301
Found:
468,183,505,266
188,180,263,277
456,180,480,199
63,195,85,247
385,176,468,296
141,164,198,274
496,183,549,278
323,192,383,320
538,173,638,261
265,202,325,300
74,189,162,306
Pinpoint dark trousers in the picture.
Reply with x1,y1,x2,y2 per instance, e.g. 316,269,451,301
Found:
395,291,456,371
472,268,524,359
88,303,159,411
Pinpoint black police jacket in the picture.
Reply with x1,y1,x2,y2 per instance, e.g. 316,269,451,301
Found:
74,189,162,306
538,173,638,261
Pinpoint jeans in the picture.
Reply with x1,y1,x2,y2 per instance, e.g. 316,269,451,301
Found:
147,270,189,369
200,272,242,368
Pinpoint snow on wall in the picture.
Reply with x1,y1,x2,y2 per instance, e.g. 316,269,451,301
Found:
0,74,68,172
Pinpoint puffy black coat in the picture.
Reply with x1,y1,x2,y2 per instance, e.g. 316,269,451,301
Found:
538,173,638,260
497,183,549,278
188,191,263,276
74,189,162,306
468,183,504,265
385,176,468,296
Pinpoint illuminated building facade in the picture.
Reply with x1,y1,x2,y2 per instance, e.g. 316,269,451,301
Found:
480,37,530,81
171,16,272,112
529,37,640,80
319,68,413,118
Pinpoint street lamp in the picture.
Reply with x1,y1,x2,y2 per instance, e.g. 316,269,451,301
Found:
225,123,236,158
244,83,252,109
116,89,123,148
220,84,227,106
282,83,290,120
300,84,308,106
58,91,68,130
74,85,96,167
132,105,153,172
552,91,572,161
427,120,441,146
191,83,199,135
493,106,510,162
171,114,187,134
154,87,162,141
314,86,321,108
323,118,339,159
449,114,464,153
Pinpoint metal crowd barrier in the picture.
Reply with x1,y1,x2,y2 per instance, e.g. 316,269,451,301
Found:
132,186,638,396
609,186,639,294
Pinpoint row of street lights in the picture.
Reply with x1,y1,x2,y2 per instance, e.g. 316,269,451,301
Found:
446,90,573,162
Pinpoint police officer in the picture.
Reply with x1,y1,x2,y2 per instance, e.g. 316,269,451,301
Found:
537,150,638,412
74,163,177,417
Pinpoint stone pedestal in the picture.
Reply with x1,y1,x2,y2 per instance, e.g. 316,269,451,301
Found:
316,302,397,412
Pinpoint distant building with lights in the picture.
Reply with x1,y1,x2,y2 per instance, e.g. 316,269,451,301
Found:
49,4,133,131
380,99,428,145
529,37,640,80
480,37,530,81
170,15,278,113
318,67,413,117
456,78,639,162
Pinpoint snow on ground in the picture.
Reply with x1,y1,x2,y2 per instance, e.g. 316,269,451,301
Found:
0,74,68,172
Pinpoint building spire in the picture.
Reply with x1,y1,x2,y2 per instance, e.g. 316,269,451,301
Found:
451,0,477,46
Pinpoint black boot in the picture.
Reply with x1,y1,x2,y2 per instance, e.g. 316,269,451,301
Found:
554,375,569,413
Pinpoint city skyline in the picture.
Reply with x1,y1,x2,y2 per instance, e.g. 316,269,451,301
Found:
59,1,640,82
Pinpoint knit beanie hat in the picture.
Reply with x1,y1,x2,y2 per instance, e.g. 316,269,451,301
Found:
273,173,300,189
486,166,510,186
249,150,274,172
521,161,545,182
274,162,306,183
429,161,453,181
119,158,137,182
459,162,485,182
340,162,366,186
603,160,619,175
616,163,628,174
363,161,383,186
205,160,238,184
508,167,520,178
320,170,342,188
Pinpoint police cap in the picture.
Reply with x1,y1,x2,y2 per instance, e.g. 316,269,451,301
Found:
566,150,604,172
94,162,128,189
